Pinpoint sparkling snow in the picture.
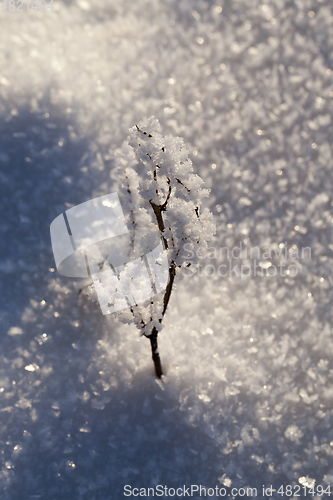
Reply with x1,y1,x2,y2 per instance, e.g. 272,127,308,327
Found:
1,0,333,498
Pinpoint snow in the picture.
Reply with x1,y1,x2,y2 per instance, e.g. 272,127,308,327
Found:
1,0,333,498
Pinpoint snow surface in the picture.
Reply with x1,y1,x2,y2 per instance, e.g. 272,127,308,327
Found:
1,0,333,498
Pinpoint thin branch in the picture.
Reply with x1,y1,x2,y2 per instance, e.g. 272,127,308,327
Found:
160,178,171,211
175,177,190,193
162,261,176,317
148,192,177,335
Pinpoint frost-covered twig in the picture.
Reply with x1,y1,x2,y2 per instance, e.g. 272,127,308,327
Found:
108,117,215,377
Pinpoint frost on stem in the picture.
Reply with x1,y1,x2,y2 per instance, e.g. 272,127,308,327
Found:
104,117,215,377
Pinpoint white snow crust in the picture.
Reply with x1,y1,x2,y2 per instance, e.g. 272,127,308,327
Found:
0,0,333,498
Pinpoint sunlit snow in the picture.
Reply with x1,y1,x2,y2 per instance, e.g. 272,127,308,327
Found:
0,0,333,498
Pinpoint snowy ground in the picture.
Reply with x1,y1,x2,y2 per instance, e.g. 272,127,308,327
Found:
1,0,333,498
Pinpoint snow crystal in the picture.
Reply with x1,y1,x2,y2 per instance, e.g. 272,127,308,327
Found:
7,326,23,336
284,425,304,443
24,364,40,372
298,476,316,489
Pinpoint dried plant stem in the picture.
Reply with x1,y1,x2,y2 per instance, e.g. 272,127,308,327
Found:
147,198,176,378
149,327,163,379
